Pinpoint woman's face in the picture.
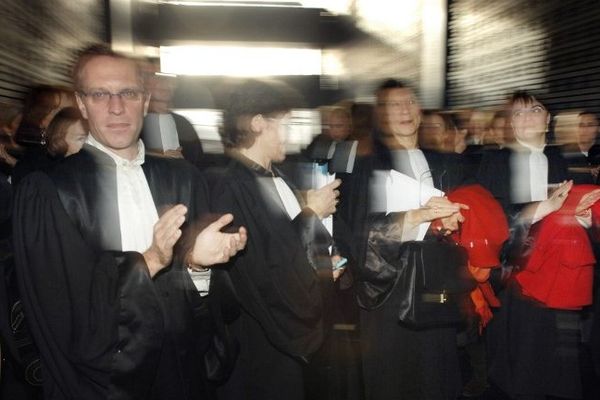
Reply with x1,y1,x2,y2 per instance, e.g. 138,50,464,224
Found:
510,99,549,145
64,120,88,157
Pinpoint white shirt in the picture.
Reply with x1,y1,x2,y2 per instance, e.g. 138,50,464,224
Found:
86,136,159,252
510,140,549,204
390,148,434,240
86,136,211,295
273,176,302,220
390,149,434,187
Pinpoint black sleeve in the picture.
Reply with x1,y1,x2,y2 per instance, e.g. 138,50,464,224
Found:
210,176,324,361
12,173,165,399
0,172,10,225
291,207,333,273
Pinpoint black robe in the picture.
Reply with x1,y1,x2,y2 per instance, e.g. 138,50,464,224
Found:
208,155,331,400
337,140,466,308
12,144,212,400
477,143,569,212
561,143,600,184
336,139,465,400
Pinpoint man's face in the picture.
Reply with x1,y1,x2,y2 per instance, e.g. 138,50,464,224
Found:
578,113,599,147
75,56,149,160
326,113,351,141
376,88,421,139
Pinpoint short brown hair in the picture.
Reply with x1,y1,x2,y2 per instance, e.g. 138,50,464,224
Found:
0,102,22,129
46,107,85,157
221,79,298,149
72,43,145,91
20,85,72,127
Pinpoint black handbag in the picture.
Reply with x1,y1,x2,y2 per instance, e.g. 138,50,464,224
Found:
395,239,477,328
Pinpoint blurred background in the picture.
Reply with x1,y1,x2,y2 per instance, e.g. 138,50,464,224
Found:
0,0,599,152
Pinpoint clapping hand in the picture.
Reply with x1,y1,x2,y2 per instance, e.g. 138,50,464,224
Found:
188,213,247,268
576,188,600,216
144,204,188,277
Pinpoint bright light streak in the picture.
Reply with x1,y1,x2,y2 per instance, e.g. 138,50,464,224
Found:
161,45,322,76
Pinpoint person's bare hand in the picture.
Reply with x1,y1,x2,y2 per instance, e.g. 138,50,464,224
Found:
407,196,468,226
331,254,347,282
189,213,247,267
143,204,187,277
576,188,600,215
439,211,465,235
528,180,573,223
546,180,573,213
306,179,342,219
591,166,600,179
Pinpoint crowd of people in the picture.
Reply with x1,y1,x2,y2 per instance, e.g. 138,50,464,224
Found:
1,44,600,400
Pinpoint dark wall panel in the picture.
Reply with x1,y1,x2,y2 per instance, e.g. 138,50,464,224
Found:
0,0,106,102
447,0,600,115
159,4,321,45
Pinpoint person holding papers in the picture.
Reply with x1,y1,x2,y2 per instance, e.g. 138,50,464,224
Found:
337,79,467,400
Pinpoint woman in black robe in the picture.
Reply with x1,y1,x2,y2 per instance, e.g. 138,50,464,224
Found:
209,79,342,400
337,79,467,400
478,91,594,399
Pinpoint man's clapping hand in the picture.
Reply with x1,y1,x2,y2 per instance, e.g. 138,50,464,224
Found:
188,213,247,268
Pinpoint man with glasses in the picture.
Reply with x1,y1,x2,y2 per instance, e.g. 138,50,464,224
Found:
12,44,247,400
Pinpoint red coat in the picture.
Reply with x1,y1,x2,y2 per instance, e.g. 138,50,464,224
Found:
516,184,599,309
447,185,509,327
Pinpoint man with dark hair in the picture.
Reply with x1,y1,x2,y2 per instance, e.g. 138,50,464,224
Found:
12,44,247,400
561,111,600,184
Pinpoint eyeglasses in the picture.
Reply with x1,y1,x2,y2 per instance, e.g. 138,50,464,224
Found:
512,105,546,119
79,89,145,104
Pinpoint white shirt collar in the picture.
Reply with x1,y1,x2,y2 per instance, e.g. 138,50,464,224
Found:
515,138,545,153
86,134,146,167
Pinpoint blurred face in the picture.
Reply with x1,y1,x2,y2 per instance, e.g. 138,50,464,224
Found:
510,99,549,145
488,116,506,145
64,120,88,157
469,111,487,139
326,113,351,141
376,88,421,139
420,114,447,151
257,113,290,164
75,56,149,160
148,75,176,114
578,114,599,148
